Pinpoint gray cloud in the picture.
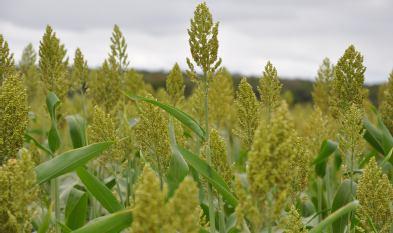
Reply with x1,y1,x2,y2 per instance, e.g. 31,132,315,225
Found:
1,0,392,83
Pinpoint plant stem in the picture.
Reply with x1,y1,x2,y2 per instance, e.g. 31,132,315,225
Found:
203,72,215,233
51,178,60,233
218,197,225,233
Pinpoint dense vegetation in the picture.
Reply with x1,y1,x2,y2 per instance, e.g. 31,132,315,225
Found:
0,2,392,233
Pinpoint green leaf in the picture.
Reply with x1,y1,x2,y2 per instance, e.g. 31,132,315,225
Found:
177,146,237,207
363,118,385,154
35,142,113,184
313,140,338,177
123,93,206,140
166,118,189,197
46,92,61,153
65,188,88,230
76,167,123,213
71,209,132,233
25,133,53,156
331,179,357,233
309,201,359,233
66,115,87,149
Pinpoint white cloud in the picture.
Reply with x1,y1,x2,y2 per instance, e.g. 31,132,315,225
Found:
1,0,392,83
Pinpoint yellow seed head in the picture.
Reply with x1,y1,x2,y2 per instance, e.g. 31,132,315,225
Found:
330,45,367,118
135,94,171,176
131,165,167,233
0,75,29,165
337,104,365,165
71,48,88,92
0,150,38,233
166,63,185,106
209,68,235,129
38,25,69,100
380,71,393,133
208,129,233,186
88,105,122,167
258,61,282,114
357,157,393,233
187,2,221,77
281,205,308,233
164,178,201,233
19,43,36,75
312,58,334,114
0,34,16,84
233,78,260,149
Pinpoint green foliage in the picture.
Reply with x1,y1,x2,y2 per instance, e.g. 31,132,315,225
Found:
380,71,393,133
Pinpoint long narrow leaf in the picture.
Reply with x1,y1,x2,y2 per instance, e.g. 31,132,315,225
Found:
309,201,360,233
65,188,89,230
313,140,338,177
331,179,357,233
178,146,237,207
123,93,206,140
66,115,87,149
76,167,123,213
35,142,113,184
71,209,132,233
46,92,61,152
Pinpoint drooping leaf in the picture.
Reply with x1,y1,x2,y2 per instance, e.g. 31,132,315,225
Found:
331,179,357,233
123,93,206,140
166,118,189,197
37,203,52,233
309,201,359,233
46,92,61,153
177,146,237,207
76,167,123,213
66,115,87,149
71,209,132,233
313,140,338,177
65,188,89,230
35,142,113,184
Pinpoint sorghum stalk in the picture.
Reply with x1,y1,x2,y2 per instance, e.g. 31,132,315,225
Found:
187,3,222,232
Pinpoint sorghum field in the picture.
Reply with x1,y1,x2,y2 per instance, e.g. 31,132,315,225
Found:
1,2,393,233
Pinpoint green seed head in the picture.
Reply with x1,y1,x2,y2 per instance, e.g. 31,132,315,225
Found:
258,61,282,114
164,177,201,233
0,150,38,233
357,157,393,233
0,34,16,84
0,74,28,165
380,70,393,133
132,165,167,233
312,58,334,114
19,43,37,75
187,2,221,77
135,94,171,176
330,45,367,118
281,205,308,233
233,78,260,150
38,25,69,100
166,63,185,106
71,48,88,92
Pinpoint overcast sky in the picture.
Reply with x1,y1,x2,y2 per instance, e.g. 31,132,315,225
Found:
1,0,392,83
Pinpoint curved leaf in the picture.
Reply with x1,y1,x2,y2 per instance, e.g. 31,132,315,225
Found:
166,118,189,197
331,179,357,233
123,93,206,140
46,92,61,153
66,188,89,230
76,167,123,213
178,146,237,207
309,201,359,233
35,142,113,184
71,209,132,233
313,140,338,177
66,115,87,149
